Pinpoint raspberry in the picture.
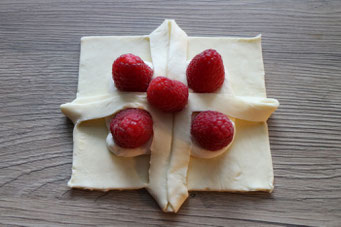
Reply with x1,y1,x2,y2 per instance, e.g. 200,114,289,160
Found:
191,111,234,151
186,49,225,93
110,108,153,148
112,54,153,92
147,77,188,112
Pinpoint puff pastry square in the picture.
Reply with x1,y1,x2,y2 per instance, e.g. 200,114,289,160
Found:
61,19,279,212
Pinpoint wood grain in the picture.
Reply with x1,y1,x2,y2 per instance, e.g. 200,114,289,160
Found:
0,0,341,226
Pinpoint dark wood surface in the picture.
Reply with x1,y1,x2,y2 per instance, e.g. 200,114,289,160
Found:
1,0,341,226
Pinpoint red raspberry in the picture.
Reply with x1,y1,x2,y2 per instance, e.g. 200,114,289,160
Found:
191,111,234,151
147,77,188,112
186,49,225,93
112,54,153,92
110,108,153,148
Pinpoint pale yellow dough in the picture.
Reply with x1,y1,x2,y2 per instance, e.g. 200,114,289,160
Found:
61,20,279,212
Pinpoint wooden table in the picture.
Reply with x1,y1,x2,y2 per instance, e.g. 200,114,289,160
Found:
1,0,340,226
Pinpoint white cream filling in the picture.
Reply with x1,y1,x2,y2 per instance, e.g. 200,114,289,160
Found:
106,133,152,157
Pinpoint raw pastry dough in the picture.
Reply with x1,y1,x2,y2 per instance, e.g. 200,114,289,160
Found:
61,20,279,212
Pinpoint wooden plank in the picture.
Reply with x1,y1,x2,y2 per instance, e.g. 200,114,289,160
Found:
0,0,340,226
